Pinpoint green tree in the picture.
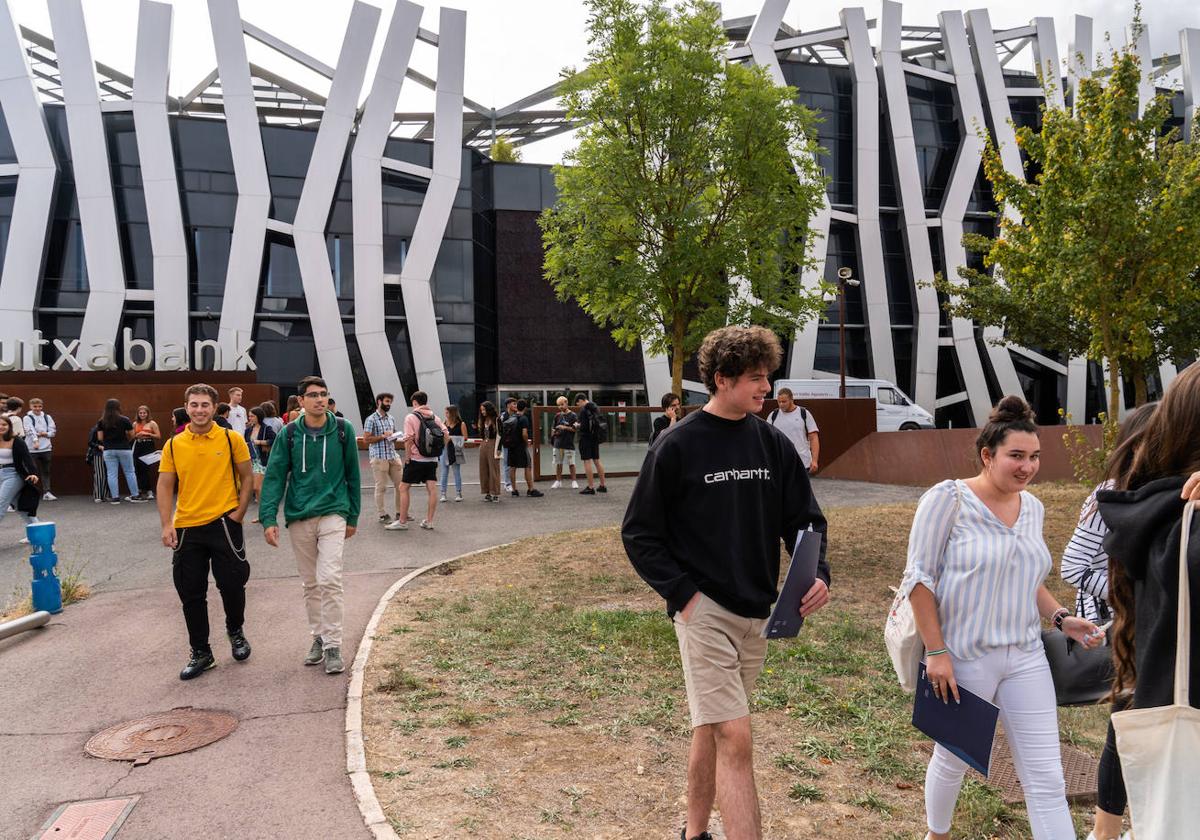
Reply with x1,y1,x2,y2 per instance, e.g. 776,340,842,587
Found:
936,39,1200,419
539,0,829,393
489,135,522,162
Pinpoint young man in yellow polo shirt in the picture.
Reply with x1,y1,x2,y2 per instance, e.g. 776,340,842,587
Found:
157,383,255,681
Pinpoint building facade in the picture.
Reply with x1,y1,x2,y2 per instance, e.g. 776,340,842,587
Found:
1,0,1198,428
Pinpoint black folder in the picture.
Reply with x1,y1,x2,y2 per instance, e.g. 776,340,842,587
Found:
912,662,1000,776
762,530,821,639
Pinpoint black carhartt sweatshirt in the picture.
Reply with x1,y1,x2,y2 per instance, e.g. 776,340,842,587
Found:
1098,476,1200,710
622,408,829,619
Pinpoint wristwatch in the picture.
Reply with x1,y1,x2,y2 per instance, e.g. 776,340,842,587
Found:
1052,607,1069,631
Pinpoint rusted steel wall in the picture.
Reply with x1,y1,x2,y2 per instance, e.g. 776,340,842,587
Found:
820,425,1106,486
0,372,279,496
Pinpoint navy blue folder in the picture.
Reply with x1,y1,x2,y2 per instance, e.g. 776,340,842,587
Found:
762,530,821,639
912,662,1000,777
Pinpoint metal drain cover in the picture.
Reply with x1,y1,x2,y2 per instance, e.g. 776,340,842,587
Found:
85,707,237,765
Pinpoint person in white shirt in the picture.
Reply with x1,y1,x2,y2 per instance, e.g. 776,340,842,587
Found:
22,398,56,501
767,388,820,473
227,387,248,435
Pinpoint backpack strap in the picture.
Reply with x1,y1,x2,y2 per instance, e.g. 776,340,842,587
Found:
768,409,778,424
224,428,241,492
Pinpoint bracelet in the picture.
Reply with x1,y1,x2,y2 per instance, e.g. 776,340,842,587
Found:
1052,608,1069,631
926,648,948,657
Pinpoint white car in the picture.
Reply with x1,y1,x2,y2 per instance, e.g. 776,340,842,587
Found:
773,378,935,432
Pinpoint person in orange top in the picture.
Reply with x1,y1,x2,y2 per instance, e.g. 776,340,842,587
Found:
132,405,162,501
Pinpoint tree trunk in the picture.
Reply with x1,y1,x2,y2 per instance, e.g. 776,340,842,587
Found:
1106,357,1121,421
1132,368,1149,406
670,313,687,397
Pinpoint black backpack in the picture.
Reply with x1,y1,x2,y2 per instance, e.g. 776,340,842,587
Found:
501,414,523,449
588,406,608,441
414,413,445,458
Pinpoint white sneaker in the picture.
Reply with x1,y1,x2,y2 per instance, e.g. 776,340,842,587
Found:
42,492,57,501
1084,833,1131,840
550,480,561,489
454,494,462,502
19,537,30,544
439,494,447,502
571,480,579,489
420,519,434,530
383,519,409,531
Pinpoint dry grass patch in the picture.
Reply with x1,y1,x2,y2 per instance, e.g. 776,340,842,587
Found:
0,560,90,622
363,484,1109,838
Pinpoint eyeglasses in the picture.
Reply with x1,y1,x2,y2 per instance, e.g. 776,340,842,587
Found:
302,391,329,399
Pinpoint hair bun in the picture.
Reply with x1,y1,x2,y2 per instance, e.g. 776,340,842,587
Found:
990,394,1034,424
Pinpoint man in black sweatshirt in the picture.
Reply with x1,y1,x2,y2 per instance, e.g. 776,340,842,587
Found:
623,325,830,840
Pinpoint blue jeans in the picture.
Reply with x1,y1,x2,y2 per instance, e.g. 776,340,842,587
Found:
439,448,462,495
0,466,36,526
103,449,139,498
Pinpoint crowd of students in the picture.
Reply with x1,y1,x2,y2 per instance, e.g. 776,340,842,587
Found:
6,325,1198,838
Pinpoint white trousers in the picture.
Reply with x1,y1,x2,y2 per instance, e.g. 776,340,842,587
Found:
925,644,1074,839
289,514,346,649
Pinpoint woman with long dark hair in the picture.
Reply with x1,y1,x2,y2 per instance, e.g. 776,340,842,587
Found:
1060,402,1155,840
132,405,162,501
476,401,502,502
438,405,469,502
905,395,1102,840
1097,364,1200,833
0,414,40,540
97,398,144,504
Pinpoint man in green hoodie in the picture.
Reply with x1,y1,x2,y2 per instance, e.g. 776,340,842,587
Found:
260,376,361,675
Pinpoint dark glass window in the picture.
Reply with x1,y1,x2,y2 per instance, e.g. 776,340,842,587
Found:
192,227,232,297
0,103,15,163
120,222,154,290
265,241,302,298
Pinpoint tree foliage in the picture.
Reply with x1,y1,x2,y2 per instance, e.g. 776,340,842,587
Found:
539,0,829,393
936,37,1200,419
489,136,522,163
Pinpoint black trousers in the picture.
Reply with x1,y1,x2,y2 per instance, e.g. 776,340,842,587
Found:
1097,695,1131,815
172,513,250,652
132,440,155,495
30,451,51,493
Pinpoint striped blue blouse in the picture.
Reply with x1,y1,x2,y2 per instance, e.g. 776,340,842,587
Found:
902,479,1051,661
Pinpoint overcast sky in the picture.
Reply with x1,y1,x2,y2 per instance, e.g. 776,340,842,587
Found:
8,0,1197,163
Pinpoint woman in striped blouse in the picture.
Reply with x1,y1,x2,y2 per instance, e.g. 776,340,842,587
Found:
905,396,1103,840
1060,403,1155,840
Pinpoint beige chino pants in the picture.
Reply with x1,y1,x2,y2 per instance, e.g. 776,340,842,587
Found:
289,514,346,649
370,457,404,516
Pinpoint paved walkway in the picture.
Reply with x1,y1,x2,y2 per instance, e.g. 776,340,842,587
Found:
0,477,921,840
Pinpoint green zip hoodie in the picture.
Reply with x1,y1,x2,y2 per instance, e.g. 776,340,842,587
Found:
259,411,361,528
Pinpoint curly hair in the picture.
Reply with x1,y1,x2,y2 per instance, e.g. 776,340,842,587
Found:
696,326,783,394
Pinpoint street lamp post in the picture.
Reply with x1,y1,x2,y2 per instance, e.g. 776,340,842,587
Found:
836,267,860,400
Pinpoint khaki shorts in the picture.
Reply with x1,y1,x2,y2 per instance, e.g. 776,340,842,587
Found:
673,593,768,727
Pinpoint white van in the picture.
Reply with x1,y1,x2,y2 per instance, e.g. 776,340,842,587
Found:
773,378,935,432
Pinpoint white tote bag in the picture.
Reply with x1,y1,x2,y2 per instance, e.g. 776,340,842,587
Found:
885,481,961,693
1112,500,1200,840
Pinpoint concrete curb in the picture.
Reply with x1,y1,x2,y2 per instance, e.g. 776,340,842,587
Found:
344,543,513,840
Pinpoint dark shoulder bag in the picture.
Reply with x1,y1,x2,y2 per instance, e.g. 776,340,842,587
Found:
1041,627,1115,706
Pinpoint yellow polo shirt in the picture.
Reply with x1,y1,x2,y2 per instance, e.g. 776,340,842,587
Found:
160,424,251,527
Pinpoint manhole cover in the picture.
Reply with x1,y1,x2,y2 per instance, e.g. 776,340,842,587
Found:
917,727,1098,804
36,796,138,840
85,708,237,765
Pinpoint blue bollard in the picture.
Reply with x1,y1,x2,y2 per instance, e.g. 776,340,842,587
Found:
27,521,62,615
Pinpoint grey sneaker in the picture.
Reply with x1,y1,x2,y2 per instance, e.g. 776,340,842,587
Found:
305,636,324,666
383,518,408,531
324,646,344,674
420,519,434,530
378,513,392,524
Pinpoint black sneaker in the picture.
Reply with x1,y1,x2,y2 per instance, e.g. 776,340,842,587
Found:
378,513,392,524
180,648,216,680
527,489,544,498
681,829,714,840
596,485,608,493
579,487,595,495
229,629,251,662
511,489,520,497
